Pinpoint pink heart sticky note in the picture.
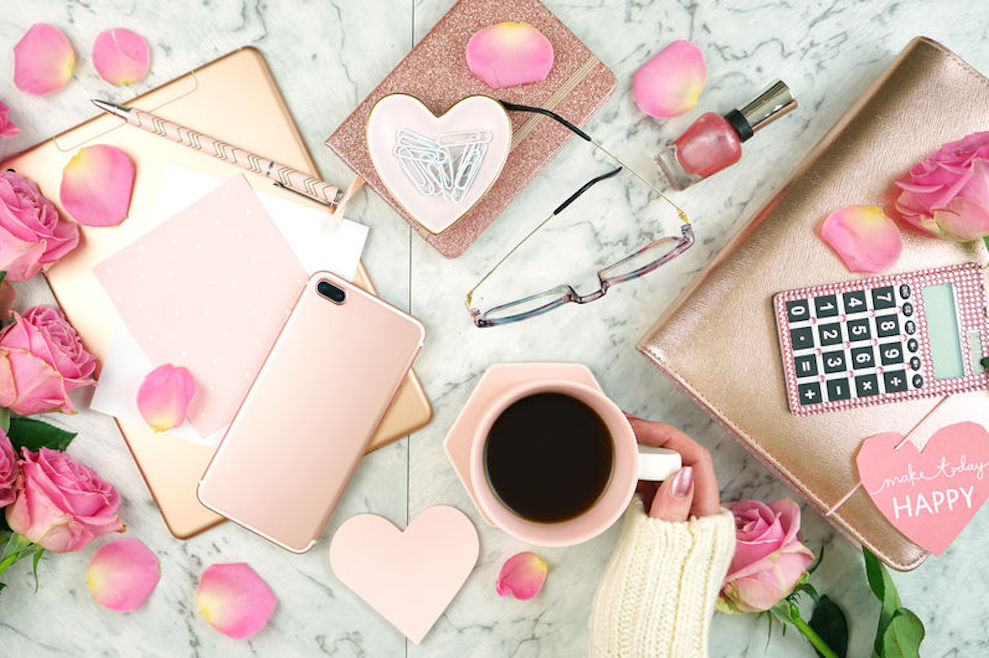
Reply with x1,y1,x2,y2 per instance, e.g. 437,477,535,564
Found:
329,505,479,644
856,421,989,555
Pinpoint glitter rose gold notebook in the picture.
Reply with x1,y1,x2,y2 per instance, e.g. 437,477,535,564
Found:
637,38,989,571
3,48,431,539
326,0,616,258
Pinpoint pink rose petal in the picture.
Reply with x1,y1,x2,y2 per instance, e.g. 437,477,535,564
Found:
137,364,197,433
818,205,902,273
496,551,547,600
466,22,554,90
0,101,19,140
60,145,136,227
87,538,160,612
92,28,150,86
14,24,75,95
197,563,277,639
633,40,706,118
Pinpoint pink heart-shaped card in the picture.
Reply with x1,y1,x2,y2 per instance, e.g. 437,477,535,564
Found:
328,505,479,644
366,94,511,235
856,421,989,555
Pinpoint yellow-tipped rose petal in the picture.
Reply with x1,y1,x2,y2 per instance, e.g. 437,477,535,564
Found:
87,538,160,612
819,205,903,273
197,563,277,639
92,28,151,86
496,551,547,600
466,22,554,90
633,40,706,118
13,24,75,95
60,145,136,227
137,364,197,433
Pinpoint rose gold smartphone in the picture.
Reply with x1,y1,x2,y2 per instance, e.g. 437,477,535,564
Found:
198,271,425,552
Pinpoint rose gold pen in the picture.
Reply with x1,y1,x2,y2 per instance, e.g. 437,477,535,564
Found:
91,99,343,211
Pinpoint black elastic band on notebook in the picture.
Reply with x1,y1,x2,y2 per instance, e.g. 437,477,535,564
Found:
498,100,593,142
553,167,622,215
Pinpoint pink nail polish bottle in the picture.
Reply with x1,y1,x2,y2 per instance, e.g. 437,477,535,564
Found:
656,80,797,190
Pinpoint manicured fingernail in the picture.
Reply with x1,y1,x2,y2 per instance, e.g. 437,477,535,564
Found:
672,466,693,497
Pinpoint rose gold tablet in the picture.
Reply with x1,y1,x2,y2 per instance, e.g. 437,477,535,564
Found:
198,272,425,552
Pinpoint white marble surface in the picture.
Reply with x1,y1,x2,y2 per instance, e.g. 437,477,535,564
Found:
1,0,988,655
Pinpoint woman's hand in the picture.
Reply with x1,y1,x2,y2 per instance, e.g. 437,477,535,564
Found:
627,416,721,522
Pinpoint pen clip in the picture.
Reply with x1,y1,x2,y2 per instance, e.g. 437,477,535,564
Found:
272,181,344,208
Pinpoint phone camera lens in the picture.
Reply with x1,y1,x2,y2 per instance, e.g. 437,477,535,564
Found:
317,280,346,303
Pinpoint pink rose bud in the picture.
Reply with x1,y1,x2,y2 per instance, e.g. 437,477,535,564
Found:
718,499,814,614
13,23,75,95
0,171,80,282
818,205,903,273
496,551,548,600
6,447,125,553
92,28,151,86
633,40,707,118
87,538,160,611
0,101,20,140
197,563,277,639
890,131,989,242
60,145,136,227
0,430,17,508
466,22,555,90
137,364,198,433
0,306,97,415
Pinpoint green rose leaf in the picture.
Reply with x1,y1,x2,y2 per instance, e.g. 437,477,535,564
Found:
983,235,989,254
809,595,849,658
7,416,77,452
31,548,44,593
881,608,925,658
863,546,901,651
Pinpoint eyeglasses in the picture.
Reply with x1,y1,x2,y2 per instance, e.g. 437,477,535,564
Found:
466,102,693,328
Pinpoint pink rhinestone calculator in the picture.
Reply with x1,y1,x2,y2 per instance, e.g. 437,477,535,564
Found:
774,263,989,415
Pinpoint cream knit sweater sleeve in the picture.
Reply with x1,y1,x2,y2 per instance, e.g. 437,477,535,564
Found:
589,497,736,657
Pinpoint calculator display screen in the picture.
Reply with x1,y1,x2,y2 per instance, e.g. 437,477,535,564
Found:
922,283,964,380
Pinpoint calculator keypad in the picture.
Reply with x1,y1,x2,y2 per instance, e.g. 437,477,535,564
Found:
782,282,924,409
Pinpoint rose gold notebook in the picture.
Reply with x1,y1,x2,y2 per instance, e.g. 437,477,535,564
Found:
2,48,431,539
637,37,989,571
325,0,616,258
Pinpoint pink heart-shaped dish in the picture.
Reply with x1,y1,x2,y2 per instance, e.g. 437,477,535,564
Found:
366,94,511,235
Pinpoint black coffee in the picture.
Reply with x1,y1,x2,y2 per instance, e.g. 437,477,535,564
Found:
483,393,614,523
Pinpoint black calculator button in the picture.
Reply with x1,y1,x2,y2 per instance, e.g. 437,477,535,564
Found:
913,374,924,388
872,286,896,309
902,302,914,317
883,370,908,393
875,315,900,338
904,320,916,335
794,354,818,378
850,346,875,369
814,294,839,318
822,351,847,374
786,299,810,323
909,356,921,371
817,323,843,347
842,290,868,315
790,327,814,350
855,374,880,397
847,318,872,342
899,284,911,299
826,378,852,401
879,343,904,365
907,338,919,353
798,382,823,406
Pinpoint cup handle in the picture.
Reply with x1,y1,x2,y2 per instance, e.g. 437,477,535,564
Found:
636,445,682,481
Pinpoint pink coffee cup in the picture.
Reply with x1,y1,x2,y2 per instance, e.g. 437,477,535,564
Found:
469,380,680,547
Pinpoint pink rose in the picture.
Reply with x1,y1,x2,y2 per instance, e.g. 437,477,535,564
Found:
718,499,815,614
0,101,19,140
6,447,124,552
891,131,989,241
0,171,79,282
0,430,16,507
0,305,97,415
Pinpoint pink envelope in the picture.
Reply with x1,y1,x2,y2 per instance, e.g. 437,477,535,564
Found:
94,175,307,435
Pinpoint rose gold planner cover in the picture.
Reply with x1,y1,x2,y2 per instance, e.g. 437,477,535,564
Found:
326,0,616,258
637,37,989,571
2,48,431,539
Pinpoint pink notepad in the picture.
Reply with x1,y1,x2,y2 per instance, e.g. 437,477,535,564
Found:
94,175,307,435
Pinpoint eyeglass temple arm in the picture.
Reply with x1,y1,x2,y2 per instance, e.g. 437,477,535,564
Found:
498,100,593,142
